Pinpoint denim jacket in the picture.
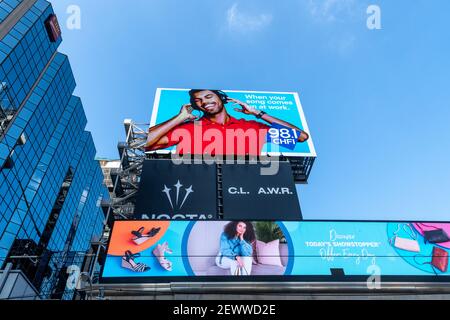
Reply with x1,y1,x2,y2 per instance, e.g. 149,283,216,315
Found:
218,232,253,264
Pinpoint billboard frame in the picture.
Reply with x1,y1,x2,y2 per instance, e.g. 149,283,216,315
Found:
99,219,450,285
146,89,317,183
148,88,317,158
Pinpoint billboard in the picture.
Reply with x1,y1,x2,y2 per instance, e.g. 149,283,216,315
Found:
134,160,218,220
145,89,316,158
222,162,302,220
100,220,450,283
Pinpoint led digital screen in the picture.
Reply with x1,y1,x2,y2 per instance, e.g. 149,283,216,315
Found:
145,89,316,158
101,220,450,283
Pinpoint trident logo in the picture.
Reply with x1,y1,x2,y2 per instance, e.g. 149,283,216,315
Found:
162,180,194,210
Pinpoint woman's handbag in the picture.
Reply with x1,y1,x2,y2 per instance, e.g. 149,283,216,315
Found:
390,224,420,252
416,223,450,244
234,265,250,276
431,247,449,273
414,246,449,275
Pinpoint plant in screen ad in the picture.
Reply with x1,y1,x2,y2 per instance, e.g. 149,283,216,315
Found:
255,222,286,243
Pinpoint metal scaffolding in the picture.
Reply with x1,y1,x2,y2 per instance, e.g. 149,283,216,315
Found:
87,120,150,287
0,82,17,137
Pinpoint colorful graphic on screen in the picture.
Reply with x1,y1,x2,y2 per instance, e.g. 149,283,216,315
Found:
145,89,316,158
100,221,450,282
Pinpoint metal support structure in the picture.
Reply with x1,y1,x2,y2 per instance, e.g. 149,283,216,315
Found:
88,120,148,281
0,82,17,136
86,281,450,300
289,156,316,184
216,163,224,218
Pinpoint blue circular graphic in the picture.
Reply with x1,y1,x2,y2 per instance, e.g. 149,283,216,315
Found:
181,221,196,276
277,222,294,275
386,223,447,275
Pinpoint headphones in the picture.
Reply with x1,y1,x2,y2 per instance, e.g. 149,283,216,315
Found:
189,89,229,111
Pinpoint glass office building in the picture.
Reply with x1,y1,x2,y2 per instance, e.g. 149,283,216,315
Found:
0,0,108,299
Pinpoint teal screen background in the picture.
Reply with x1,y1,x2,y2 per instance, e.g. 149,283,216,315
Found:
102,221,450,280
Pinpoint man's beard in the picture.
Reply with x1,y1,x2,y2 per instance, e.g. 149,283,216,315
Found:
203,104,224,116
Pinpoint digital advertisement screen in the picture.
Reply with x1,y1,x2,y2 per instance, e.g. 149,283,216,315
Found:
145,88,316,158
100,220,450,283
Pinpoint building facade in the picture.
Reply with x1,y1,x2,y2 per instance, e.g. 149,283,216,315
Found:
98,159,121,195
0,0,108,299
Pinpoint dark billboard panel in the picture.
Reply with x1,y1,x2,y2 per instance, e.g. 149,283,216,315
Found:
222,162,301,220
145,89,316,158
134,160,218,219
100,220,450,283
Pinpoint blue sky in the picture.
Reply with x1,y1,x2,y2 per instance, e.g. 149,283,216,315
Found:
50,0,450,221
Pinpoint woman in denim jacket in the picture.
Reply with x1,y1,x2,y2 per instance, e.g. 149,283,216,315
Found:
216,221,256,276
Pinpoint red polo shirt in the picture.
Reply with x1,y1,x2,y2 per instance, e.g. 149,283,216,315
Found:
148,116,270,156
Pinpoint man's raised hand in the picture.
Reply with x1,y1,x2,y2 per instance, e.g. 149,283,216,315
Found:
228,98,258,116
178,104,198,122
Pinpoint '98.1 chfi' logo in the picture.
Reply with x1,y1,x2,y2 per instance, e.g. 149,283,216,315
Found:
267,124,301,150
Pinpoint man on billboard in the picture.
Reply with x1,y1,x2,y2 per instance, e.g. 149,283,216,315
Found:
144,89,309,156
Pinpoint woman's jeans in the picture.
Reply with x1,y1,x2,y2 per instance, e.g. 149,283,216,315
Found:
215,255,253,276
